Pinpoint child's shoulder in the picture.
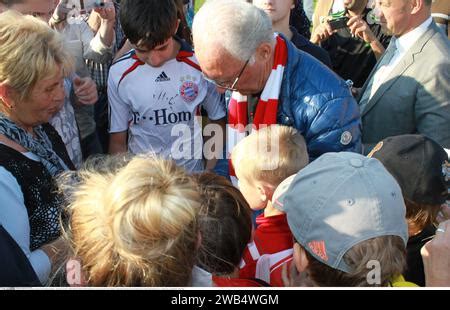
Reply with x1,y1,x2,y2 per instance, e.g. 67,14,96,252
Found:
109,50,145,84
111,50,136,68
175,38,202,71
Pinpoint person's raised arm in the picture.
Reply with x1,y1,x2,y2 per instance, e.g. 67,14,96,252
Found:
347,15,385,60
92,0,116,49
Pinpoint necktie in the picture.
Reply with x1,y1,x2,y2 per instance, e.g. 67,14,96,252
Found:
359,39,398,111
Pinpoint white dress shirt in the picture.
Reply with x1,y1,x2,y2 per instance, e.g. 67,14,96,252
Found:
369,17,433,99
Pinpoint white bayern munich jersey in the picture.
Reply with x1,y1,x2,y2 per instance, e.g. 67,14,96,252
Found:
108,42,225,172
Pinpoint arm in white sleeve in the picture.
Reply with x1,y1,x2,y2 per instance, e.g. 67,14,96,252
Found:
79,21,113,64
108,70,131,133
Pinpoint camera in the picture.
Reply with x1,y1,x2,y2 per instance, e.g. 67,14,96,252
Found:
65,0,109,14
328,16,349,30
79,0,107,12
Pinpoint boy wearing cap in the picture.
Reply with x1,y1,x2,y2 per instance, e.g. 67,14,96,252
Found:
231,125,309,286
368,134,449,286
277,152,415,286
108,0,225,172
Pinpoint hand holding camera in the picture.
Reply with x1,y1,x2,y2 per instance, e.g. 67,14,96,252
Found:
346,13,385,58
80,0,115,14
311,10,349,44
328,15,350,31
310,18,335,44
347,15,377,45
92,0,115,22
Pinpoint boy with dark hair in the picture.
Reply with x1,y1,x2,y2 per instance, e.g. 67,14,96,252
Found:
108,0,225,172
120,0,179,51
368,134,449,286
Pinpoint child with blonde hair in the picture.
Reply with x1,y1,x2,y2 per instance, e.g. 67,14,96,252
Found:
231,124,308,286
62,155,201,286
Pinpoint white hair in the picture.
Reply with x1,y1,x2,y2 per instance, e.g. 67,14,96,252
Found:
192,0,274,62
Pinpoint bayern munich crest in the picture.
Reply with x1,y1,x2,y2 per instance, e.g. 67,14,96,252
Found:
179,78,199,103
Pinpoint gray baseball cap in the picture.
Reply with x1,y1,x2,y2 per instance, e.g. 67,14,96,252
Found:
274,152,408,273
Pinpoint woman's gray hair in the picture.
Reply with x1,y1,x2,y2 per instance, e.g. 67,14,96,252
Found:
193,0,274,62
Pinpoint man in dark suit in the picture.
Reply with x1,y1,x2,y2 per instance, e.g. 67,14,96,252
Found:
358,0,450,154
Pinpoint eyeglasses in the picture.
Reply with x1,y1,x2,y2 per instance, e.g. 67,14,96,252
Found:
203,58,250,91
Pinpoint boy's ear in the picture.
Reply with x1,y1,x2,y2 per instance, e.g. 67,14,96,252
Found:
256,182,275,203
256,184,267,203
256,182,275,201
293,242,309,273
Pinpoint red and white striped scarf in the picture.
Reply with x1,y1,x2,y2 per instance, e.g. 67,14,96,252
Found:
228,34,288,179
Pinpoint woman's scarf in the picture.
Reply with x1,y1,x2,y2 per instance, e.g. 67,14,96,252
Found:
0,113,69,176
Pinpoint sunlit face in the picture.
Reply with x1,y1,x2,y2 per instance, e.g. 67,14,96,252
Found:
376,0,412,36
132,37,178,68
10,0,55,21
202,58,250,92
195,43,264,95
9,66,65,131
252,0,294,24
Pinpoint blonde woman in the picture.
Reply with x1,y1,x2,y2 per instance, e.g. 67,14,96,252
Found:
62,155,201,286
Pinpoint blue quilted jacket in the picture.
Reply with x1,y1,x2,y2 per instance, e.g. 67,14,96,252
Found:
277,36,362,160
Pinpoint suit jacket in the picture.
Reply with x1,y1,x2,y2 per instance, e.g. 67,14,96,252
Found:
358,22,450,153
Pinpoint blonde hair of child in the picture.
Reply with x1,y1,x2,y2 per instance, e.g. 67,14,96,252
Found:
232,125,309,187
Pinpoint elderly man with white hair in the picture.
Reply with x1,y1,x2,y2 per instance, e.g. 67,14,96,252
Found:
192,0,362,175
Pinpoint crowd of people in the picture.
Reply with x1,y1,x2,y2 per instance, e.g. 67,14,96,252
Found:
0,0,449,287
